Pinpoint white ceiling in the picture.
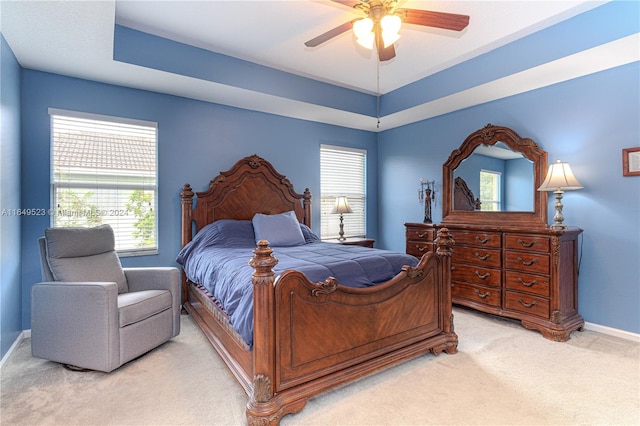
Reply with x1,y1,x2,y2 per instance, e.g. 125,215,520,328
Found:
115,0,603,94
0,0,614,130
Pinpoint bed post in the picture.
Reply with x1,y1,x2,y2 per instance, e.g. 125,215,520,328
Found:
435,227,456,338
247,240,280,424
180,184,194,305
302,188,312,227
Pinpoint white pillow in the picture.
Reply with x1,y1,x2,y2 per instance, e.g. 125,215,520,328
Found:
252,211,305,247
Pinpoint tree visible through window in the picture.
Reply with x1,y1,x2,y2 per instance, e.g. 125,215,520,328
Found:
320,145,366,239
50,110,158,255
479,169,501,211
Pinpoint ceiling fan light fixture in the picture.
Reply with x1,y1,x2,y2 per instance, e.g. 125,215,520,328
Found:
353,17,374,38
353,17,375,49
381,30,400,48
381,14,401,33
381,14,401,47
356,33,375,49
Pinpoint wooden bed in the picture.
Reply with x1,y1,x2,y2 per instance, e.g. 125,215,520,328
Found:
180,154,458,425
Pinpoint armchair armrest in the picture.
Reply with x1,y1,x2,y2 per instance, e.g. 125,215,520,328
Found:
31,281,120,371
123,267,181,337
124,267,180,294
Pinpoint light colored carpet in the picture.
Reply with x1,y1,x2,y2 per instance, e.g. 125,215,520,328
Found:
1,308,638,425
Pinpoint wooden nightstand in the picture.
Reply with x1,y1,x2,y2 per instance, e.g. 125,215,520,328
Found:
325,237,375,248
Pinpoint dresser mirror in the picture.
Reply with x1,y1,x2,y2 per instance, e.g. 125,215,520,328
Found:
442,124,549,227
453,143,534,212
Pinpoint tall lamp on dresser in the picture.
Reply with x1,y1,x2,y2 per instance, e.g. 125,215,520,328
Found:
537,160,584,230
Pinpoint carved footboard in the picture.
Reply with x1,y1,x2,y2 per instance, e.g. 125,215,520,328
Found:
247,228,458,425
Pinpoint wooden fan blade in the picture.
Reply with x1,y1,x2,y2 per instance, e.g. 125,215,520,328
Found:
378,43,396,61
304,20,355,47
399,9,470,31
329,0,361,7
375,28,396,61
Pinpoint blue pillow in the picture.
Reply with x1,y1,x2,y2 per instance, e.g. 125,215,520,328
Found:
300,223,321,243
176,220,255,266
252,211,306,247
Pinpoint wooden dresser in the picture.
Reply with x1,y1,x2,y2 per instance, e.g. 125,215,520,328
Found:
405,222,584,341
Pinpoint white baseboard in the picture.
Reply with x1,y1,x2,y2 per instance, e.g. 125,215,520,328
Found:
584,322,640,343
0,329,28,369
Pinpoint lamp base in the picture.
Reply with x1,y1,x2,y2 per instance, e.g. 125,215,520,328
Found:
338,213,346,241
550,223,568,230
551,189,567,230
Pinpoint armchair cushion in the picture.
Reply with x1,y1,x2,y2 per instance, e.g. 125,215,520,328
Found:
118,290,172,328
45,225,128,293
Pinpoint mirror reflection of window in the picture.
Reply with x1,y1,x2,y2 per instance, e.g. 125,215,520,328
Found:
480,169,501,211
453,143,534,212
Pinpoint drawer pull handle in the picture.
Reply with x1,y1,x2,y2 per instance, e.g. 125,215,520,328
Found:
414,244,427,252
518,298,538,308
416,231,429,238
475,252,491,261
517,277,538,287
475,271,490,279
517,257,538,266
475,289,491,299
517,239,537,248
476,236,491,244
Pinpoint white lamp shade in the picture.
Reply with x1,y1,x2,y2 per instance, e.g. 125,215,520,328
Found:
538,160,584,191
381,15,401,47
381,15,401,33
331,196,353,214
356,32,375,49
381,30,400,48
353,18,374,39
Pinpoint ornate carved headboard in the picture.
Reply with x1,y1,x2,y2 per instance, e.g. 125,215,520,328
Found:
180,154,312,249
453,176,481,211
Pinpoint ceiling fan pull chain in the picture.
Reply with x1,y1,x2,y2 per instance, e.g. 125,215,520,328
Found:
376,56,381,129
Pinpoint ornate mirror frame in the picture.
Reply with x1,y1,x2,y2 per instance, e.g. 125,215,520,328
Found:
441,124,548,227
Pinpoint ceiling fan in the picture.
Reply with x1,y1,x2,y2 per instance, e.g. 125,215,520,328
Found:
305,0,470,61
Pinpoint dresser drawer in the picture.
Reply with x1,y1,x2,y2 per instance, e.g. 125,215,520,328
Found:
406,241,433,258
452,282,501,307
504,234,550,254
452,230,501,248
504,291,549,319
452,263,501,287
505,271,550,297
504,251,549,275
405,226,434,241
454,246,501,268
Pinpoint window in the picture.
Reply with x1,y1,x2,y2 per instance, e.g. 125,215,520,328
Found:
50,109,158,255
479,169,501,211
320,145,366,239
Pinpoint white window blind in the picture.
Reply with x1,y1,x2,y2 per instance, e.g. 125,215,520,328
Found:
50,110,158,255
320,145,366,239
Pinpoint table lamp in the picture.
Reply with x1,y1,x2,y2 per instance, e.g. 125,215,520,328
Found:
331,196,352,241
537,160,583,229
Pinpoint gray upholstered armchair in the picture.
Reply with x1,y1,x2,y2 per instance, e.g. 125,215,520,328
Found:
31,224,180,372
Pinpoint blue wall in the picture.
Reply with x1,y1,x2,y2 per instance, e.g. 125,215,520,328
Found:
0,35,23,359
378,61,640,334
18,70,378,329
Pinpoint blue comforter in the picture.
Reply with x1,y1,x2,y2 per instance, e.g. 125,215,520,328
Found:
177,219,418,347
